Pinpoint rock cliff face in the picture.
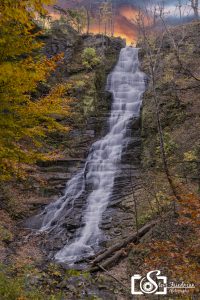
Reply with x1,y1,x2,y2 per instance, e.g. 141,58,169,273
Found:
23,28,144,259
34,30,126,201
26,32,145,259
0,27,127,265
34,117,142,259
140,22,200,188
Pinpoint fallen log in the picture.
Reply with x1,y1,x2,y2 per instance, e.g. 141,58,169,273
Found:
90,249,124,272
91,221,156,268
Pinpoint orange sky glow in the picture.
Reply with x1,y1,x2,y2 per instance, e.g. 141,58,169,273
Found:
48,4,141,45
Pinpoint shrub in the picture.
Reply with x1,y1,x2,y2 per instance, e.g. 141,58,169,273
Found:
82,48,100,70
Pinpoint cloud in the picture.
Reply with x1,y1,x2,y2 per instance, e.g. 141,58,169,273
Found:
51,1,194,44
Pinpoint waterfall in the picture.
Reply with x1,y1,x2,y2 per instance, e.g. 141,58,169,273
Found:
39,47,146,264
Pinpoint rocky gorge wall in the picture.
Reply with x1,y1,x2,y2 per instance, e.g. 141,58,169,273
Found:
27,31,145,260
0,28,127,260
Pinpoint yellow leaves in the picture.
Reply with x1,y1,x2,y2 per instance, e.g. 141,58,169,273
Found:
0,0,55,61
0,1,74,180
163,70,174,83
27,82,72,122
0,54,61,102
183,150,197,162
44,150,65,161
51,270,62,277
0,79,72,179
0,0,53,25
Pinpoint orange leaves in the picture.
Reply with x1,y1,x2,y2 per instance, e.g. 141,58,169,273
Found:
40,52,64,73
138,193,200,293
177,193,200,229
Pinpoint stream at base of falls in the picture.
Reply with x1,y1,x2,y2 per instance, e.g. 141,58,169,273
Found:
34,47,146,266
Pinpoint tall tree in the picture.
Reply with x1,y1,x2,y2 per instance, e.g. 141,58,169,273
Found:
191,0,199,19
0,0,71,180
135,6,179,211
53,5,87,33
85,0,92,34
99,0,113,35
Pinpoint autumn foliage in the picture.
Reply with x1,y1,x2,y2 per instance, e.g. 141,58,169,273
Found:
0,0,72,180
138,193,200,295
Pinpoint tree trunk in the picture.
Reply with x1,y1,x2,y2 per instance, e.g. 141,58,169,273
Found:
191,0,199,19
86,9,90,34
152,72,179,214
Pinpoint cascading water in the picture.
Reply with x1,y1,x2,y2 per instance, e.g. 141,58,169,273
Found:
39,47,146,264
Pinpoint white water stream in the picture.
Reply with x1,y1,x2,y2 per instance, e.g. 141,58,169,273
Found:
39,47,146,264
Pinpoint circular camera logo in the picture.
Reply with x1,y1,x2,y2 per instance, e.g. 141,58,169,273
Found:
131,270,167,295
140,277,158,294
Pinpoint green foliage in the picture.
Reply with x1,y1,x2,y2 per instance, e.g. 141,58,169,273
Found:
82,48,100,70
53,7,87,34
66,8,87,33
83,95,95,115
156,132,178,160
0,226,13,243
46,263,62,278
182,150,199,180
184,150,197,162
0,264,62,300
69,73,97,118
65,269,82,277
75,80,86,89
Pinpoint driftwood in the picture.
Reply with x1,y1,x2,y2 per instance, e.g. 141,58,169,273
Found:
90,221,156,271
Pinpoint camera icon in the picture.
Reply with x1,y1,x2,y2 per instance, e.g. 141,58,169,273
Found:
131,270,167,295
